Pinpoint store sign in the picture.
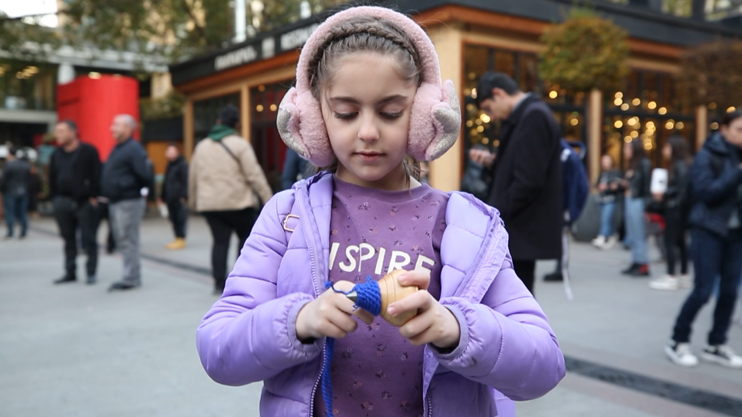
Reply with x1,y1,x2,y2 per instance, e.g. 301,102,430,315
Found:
214,45,258,71
280,23,319,51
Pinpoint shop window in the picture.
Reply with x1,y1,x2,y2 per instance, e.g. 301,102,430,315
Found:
604,69,695,167
250,81,292,191
0,63,56,111
193,92,241,145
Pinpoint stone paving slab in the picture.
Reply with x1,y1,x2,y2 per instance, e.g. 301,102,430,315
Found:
1,216,741,416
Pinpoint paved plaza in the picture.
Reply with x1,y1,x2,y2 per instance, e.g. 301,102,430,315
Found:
1,214,741,417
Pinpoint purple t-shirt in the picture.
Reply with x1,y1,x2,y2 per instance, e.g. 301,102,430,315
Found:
315,176,449,417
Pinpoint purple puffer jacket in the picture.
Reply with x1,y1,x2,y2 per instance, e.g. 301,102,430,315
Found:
197,172,565,416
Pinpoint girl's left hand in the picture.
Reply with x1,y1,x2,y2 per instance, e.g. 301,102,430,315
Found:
387,270,461,349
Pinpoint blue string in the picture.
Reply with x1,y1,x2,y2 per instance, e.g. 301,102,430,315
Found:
321,277,382,417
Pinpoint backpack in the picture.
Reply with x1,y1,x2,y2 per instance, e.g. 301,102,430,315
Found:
560,139,590,225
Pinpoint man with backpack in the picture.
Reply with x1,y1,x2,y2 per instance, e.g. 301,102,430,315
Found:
471,72,563,296
543,140,590,287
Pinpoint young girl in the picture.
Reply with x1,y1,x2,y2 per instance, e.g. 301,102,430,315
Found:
649,136,692,291
592,154,622,249
196,6,565,416
620,139,652,276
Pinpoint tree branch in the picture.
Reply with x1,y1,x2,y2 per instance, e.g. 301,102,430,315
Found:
179,0,206,40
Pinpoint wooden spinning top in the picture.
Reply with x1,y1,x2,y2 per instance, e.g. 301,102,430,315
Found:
346,269,418,327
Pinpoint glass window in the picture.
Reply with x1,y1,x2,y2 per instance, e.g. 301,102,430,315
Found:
519,54,539,94
0,62,56,111
494,51,515,76
605,69,696,168
193,92,241,144
250,81,292,191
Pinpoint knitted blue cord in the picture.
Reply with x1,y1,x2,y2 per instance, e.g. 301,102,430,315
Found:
321,277,382,417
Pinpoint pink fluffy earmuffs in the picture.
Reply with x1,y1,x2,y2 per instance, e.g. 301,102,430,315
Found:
276,6,461,167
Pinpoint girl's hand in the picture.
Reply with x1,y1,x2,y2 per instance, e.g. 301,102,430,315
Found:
388,270,461,349
296,281,375,341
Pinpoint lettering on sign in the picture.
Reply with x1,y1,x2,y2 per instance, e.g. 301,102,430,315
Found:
262,37,276,59
280,23,319,51
214,45,258,71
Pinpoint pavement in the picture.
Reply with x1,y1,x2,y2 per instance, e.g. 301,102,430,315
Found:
1,213,741,417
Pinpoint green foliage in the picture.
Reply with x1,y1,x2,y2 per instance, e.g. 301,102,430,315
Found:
0,14,62,59
538,10,629,93
0,0,345,63
678,40,742,110
140,90,186,121
250,0,346,32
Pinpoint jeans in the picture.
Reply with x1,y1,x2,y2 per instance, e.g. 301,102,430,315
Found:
664,208,689,276
625,197,648,264
110,198,146,285
672,227,742,345
203,207,258,290
53,197,100,278
3,193,28,237
599,201,617,238
166,200,188,238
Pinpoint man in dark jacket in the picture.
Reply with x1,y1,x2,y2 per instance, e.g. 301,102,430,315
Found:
101,114,153,291
281,147,310,190
665,111,742,368
470,72,563,295
159,143,188,249
1,148,31,239
50,120,102,284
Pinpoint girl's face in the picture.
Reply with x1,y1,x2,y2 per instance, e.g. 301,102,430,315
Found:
623,142,633,159
600,155,613,170
321,52,418,191
662,143,672,161
721,118,742,147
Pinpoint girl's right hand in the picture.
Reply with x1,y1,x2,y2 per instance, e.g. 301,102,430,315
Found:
295,281,375,342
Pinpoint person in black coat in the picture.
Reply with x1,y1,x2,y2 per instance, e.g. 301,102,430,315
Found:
470,72,563,295
649,135,692,290
619,139,652,277
281,147,310,191
1,148,31,239
49,120,102,284
101,114,153,291
664,111,742,368
159,144,189,249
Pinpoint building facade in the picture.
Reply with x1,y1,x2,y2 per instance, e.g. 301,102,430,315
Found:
170,0,742,191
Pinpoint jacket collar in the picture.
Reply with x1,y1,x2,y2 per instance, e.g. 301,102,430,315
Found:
705,132,741,159
504,93,539,126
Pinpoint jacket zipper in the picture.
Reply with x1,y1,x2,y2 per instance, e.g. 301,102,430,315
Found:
427,391,433,417
297,181,324,417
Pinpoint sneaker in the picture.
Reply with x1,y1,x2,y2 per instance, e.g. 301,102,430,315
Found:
591,236,606,249
604,236,618,250
54,275,77,284
165,238,186,250
544,272,564,282
701,345,742,369
86,275,97,285
649,275,679,291
621,263,639,275
626,264,650,277
665,342,698,367
679,274,692,289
